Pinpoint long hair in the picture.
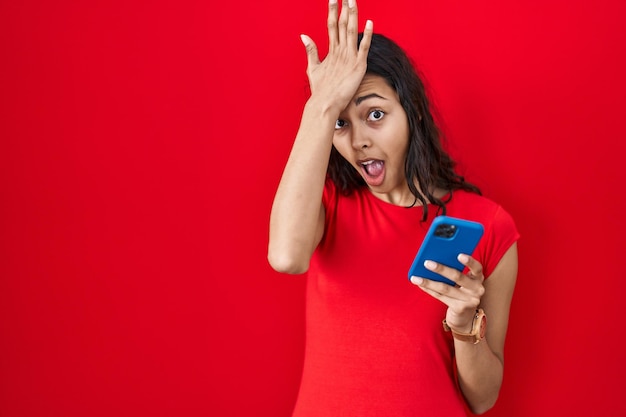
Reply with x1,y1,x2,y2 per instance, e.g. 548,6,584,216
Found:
327,33,480,221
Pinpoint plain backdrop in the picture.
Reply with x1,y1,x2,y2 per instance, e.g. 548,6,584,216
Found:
1,0,625,416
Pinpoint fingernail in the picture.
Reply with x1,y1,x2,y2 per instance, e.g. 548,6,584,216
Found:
329,0,337,4
300,34,311,47
457,254,469,263
348,0,355,7
365,20,373,30
424,260,436,270
411,277,424,286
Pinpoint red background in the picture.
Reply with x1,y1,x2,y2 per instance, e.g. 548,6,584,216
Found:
1,0,625,416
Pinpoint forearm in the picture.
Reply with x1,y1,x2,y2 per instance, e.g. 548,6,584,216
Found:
268,99,338,273
269,1,372,273
454,339,504,415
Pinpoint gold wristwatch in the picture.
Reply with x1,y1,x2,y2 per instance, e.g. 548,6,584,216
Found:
442,309,486,344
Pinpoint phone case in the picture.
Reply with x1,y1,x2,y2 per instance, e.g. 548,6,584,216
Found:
407,215,484,285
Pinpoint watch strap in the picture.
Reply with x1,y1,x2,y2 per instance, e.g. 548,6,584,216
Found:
442,309,486,344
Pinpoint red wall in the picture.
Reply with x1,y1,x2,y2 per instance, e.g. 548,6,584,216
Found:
1,0,625,416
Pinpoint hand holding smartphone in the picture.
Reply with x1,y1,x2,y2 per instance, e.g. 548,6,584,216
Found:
408,216,484,286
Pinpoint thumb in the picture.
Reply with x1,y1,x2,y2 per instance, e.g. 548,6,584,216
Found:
300,34,320,69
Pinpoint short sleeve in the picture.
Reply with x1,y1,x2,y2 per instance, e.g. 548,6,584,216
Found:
480,205,520,278
322,176,338,210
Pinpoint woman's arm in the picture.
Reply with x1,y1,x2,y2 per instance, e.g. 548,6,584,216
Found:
268,0,373,274
267,101,336,274
453,243,518,414
411,243,518,414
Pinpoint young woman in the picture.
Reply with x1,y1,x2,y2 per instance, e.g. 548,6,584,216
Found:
268,0,519,415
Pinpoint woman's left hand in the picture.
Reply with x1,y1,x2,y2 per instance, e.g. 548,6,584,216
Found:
410,253,485,333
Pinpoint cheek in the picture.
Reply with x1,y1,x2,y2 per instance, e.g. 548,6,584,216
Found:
395,126,410,155
383,126,409,156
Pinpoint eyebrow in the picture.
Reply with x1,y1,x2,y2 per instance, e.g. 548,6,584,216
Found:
355,93,387,106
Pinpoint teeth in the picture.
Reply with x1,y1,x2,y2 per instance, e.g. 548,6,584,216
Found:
361,160,374,165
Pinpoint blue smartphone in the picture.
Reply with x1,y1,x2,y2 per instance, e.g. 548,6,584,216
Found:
408,215,484,285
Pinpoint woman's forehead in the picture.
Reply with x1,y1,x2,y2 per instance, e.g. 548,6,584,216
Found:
354,75,396,100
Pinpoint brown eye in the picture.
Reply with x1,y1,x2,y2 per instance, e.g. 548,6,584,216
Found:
368,110,385,121
335,119,347,130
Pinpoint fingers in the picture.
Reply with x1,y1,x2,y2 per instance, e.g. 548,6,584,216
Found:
409,255,485,307
300,34,320,71
328,0,362,51
305,0,371,106
345,0,359,48
327,0,339,49
357,19,374,60
411,275,482,309
337,0,349,45
422,255,484,286
457,253,485,280
410,255,486,330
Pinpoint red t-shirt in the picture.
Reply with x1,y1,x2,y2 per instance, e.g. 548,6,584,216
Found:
292,180,520,417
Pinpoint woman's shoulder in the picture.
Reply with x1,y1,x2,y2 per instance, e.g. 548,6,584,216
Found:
447,190,520,277
445,190,513,226
449,189,499,207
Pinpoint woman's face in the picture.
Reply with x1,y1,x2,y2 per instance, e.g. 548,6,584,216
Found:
333,74,412,206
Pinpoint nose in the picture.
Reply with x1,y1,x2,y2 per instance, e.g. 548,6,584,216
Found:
350,123,371,150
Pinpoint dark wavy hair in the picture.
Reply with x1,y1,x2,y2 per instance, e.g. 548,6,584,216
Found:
327,33,480,220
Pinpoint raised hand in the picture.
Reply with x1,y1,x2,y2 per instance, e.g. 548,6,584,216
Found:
300,0,373,115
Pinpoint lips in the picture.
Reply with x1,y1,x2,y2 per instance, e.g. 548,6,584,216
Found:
359,159,385,186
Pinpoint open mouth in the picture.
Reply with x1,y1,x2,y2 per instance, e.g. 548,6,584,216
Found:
359,159,385,186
